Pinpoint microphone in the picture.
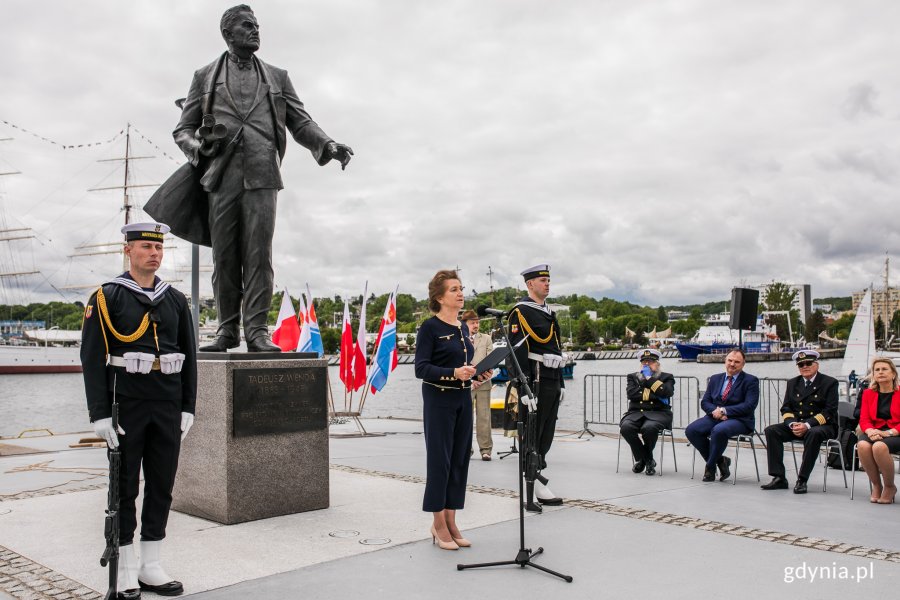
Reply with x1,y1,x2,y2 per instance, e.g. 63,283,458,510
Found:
476,305,507,318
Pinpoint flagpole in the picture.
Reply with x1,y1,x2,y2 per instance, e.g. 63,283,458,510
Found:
325,370,336,417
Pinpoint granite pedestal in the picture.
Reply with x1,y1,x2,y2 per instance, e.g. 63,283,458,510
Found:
173,354,329,524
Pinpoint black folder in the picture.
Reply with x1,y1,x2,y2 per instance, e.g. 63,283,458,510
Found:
474,345,512,376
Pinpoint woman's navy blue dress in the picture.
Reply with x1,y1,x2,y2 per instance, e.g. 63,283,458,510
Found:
415,316,475,512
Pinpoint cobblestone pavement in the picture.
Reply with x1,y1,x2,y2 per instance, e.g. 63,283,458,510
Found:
0,547,100,600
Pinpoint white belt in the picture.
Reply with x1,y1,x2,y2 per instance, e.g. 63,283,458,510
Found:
528,351,560,367
109,355,160,371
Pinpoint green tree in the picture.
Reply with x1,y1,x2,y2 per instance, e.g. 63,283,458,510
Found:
762,282,800,342
320,326,340,353
891,310,900,340
804,310,826,341
575,314,596,347
875,316,885,345
657,306,667,322
830,312,855,340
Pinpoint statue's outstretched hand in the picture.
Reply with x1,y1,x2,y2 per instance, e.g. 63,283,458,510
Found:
328,142,354,170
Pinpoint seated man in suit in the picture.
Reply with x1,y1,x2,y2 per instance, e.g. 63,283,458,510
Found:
761,350,839,494
685,349,760,482
620,349,675,476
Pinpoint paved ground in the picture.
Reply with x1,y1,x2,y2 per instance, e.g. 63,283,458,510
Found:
1,418,899,599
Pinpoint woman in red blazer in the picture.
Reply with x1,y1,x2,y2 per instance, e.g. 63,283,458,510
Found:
857,357,900,504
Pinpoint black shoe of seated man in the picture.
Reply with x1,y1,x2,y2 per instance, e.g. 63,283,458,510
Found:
198,336,238,352
632,459,646,474
247,337,282,352
117,589,141,600
717,456,731,481
702,466,716,482
139,579,184,597
793,478,808,494
760,476,789,490
645,459,657,476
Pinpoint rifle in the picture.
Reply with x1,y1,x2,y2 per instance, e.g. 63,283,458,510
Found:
520,373,545,513
99,400,121,600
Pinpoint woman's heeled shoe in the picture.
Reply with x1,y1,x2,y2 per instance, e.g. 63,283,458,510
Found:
431,526,459,550
451,536,472,548
877,485,897,504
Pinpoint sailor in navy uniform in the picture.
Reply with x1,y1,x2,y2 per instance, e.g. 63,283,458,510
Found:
761,350,839,494
620,349,675,476
507,264,566,511
81,222,197,598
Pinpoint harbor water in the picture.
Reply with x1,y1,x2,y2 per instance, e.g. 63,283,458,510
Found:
0,358,835,438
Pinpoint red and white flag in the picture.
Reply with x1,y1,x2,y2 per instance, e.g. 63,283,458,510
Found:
339,300,354,391
352,282,368,391
296,291,311,353
271,289,300,352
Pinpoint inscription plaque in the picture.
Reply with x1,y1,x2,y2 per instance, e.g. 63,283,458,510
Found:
233,366,327,437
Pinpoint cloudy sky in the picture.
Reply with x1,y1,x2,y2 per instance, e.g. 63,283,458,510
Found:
1,0,898,307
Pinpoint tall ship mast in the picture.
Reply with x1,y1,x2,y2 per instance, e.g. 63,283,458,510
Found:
71,123,159,273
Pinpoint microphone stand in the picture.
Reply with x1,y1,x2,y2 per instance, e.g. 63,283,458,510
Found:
457,312,572,582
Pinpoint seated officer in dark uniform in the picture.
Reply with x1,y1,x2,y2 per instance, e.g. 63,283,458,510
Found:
761,350,838,494
620,349,675,476
508,264,566,512
81,222,197,598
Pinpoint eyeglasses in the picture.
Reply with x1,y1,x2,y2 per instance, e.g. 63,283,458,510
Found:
796,361,815,368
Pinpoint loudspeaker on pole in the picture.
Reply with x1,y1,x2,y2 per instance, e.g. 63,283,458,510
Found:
729,288,759,331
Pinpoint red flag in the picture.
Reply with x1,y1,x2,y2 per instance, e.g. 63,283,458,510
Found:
271,289,299,352
339,300,354,391
352,282,368,391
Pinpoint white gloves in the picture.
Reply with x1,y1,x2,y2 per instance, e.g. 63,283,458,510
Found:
160,353,186,375
94,413,193,446
93,418,126,449
559,388,566,404
521,394,537,411
542,353,565,369
181,412,194,440
123,352,155,374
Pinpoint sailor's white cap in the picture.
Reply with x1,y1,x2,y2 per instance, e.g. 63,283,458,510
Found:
122,221,170,241
792,349,820,363
639,348,662,362
521,264,550,281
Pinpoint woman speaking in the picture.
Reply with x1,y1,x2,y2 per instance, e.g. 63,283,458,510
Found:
415,270,484,550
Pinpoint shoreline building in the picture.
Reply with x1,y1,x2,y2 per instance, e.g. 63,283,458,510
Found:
852,287,900,324
0,320,45,341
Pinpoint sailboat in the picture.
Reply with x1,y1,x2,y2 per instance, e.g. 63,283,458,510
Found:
841,289,876,380
840,286,900,387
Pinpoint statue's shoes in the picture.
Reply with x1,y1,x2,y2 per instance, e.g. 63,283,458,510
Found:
198,337,238,352
247,338,282,352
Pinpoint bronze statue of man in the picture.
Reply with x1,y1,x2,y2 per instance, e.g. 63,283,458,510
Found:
172,4,352,352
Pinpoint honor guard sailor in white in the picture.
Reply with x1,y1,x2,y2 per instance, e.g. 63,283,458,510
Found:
507,264,566,512
81,221,197,599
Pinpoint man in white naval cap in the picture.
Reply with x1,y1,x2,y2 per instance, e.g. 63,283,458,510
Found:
507,264,566,512
761,349,839,494
620,348,675,476
81,221,197,598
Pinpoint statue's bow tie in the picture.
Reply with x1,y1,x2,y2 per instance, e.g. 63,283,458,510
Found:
235,61,252,71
